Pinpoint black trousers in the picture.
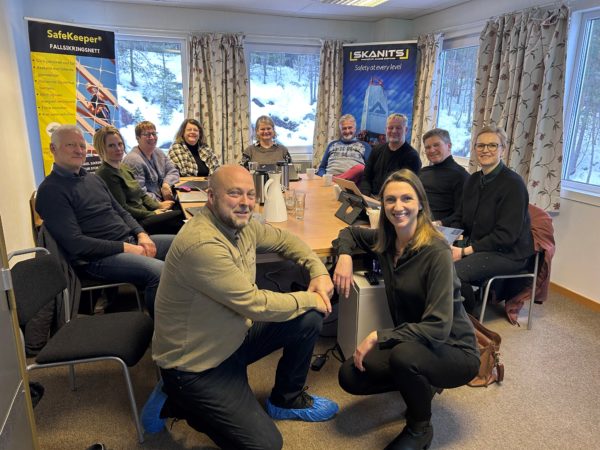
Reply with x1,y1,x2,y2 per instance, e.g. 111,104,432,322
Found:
455,251,530,312
160,310,323,450
338,341,479,424
139,209,184,235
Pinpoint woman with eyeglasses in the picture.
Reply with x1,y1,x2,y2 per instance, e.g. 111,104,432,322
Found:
94,126,183,235
168,118,220,177
123,120,180,201
444,125,534,312
332,169,479,450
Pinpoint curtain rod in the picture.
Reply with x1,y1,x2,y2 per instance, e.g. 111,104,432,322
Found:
23,16,188,38
429,0,570,36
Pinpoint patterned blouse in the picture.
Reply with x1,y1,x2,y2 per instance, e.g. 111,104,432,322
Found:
168,142,221,177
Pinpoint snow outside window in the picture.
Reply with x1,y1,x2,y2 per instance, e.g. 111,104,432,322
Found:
436,42,478,161
563,9,600,196
115,36,185,153
246,42,320,159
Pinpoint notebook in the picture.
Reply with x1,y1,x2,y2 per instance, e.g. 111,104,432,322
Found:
177,179,209,191
177,190,208,203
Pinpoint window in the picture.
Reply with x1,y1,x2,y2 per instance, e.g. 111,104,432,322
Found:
436,43,478,159
115,36,185,152
563,9,600,193
246,42,320,158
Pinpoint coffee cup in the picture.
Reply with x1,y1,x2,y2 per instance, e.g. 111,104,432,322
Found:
367,208,380,229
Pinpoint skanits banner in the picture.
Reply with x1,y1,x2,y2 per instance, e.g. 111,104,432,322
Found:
341,41,417,145
28,21,118,174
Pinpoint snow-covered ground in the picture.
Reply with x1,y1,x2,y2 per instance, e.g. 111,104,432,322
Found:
248,59,317,146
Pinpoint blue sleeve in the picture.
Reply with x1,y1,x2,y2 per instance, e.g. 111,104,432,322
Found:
362,142,372,163
317,142,334,176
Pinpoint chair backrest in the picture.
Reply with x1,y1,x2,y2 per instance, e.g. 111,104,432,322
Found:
29,190,43,242
11,254,67,328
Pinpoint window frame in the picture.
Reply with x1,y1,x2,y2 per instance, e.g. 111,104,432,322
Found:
244,37,321,161
562,7,600,206
435,32,479,168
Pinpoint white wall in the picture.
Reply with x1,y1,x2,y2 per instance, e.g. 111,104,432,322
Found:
0,0,36,254
413,0,600,304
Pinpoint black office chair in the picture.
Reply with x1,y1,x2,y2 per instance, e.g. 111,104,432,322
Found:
9,247,153,443
479,250,543,330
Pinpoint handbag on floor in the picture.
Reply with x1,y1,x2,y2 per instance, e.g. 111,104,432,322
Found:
467,314,504,387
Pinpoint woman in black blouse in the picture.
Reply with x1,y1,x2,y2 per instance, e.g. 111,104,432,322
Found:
449,125,534,312
333,169,479,450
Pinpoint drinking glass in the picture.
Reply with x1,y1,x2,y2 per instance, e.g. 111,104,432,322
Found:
295,192,306,220
284,189,296,213
248,161,258,174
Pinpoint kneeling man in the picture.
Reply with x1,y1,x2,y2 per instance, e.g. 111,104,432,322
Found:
147,165,338,449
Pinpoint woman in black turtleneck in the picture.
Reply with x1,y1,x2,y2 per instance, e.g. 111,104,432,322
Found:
449,125,534,312
168,118,220,177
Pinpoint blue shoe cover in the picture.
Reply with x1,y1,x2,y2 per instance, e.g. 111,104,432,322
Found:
266,394,339,422
141,379,167,433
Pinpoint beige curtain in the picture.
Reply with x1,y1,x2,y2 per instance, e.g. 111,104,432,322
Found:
312,40,345,168
188,33,250,164
471,5,569,211
411,33,444,165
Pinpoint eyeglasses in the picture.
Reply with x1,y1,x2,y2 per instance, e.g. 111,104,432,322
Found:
475,143,501,151
141,132,158,138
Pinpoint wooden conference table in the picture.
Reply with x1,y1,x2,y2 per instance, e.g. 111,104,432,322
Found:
180,175,350,258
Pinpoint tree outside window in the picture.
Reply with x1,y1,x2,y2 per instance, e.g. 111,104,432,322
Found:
436,45,478,158
115,38,184,152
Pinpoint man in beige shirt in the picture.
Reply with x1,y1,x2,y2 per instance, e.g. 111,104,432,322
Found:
143,165,338,449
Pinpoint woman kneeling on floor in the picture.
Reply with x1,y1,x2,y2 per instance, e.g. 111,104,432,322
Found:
332,169,480,450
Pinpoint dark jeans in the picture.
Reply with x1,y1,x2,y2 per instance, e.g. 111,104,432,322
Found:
83,234,174,316
160,310,323,450
455,251,530,312
338,341,479,424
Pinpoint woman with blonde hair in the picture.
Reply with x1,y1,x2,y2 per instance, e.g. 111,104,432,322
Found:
240,115,291,168
332,169,479,450
168,118,220,176
94,126,183,235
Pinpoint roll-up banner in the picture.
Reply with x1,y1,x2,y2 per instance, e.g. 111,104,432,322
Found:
28,21,118,174
342,41,417,145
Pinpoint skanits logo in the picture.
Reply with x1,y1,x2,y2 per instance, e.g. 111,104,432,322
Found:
349,48,409,62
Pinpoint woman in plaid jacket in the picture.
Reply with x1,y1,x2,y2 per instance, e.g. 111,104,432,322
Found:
168,119,220,177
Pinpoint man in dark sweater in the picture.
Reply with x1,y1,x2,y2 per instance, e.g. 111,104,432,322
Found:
418,128,468,224
360,113,421,197
36,125,174,316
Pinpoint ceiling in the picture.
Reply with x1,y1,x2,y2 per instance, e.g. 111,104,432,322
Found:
103,0,470,22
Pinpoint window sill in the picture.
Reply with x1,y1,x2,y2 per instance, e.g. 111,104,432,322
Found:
560,181,600,208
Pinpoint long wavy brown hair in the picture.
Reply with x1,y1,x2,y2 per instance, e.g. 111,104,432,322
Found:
372,169,445,255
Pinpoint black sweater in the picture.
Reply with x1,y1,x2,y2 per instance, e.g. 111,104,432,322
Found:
36,165,143,264
333,227,478,358
360,141,422,196
419,156,468,223
450,162,534,261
